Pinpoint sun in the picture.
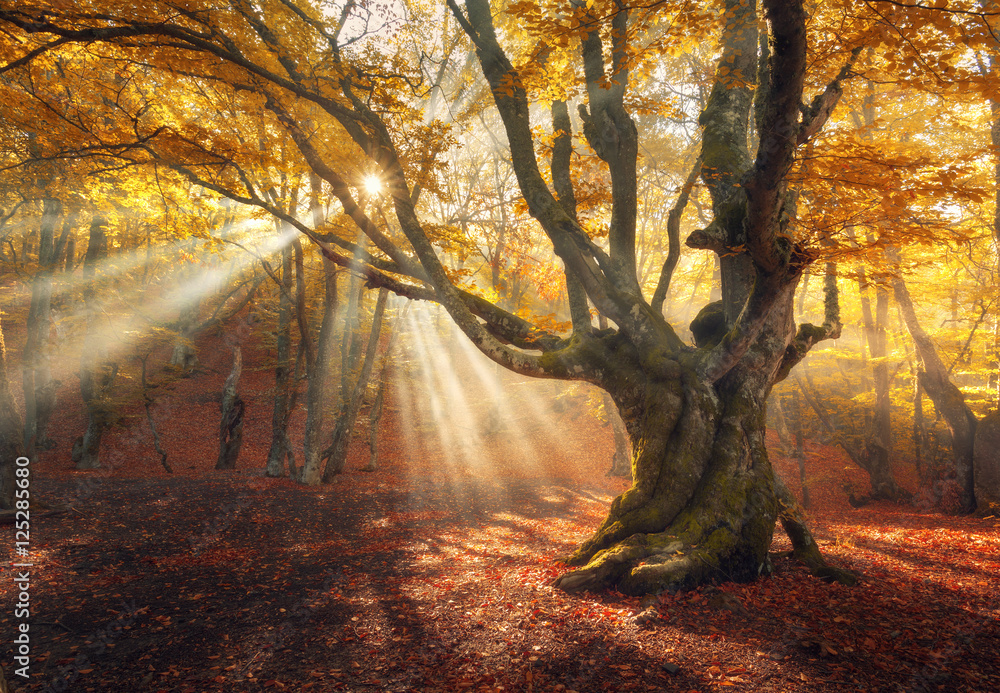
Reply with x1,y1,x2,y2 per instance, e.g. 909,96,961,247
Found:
363,174,383,196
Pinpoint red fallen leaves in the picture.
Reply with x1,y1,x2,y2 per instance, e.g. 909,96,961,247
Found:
13,330,1000,692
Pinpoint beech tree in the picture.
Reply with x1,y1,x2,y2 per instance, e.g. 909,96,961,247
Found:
2,0,996,594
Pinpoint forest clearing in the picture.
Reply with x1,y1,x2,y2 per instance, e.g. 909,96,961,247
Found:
3,0,1000,691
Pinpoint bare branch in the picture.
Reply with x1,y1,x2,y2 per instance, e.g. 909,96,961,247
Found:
652,154,702,314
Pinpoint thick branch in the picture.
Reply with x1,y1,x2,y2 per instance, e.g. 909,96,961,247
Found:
774,261,841,382
742,0,807,275
263,97,429,282
551,100,591,333
577,7,640,292
797,47,863,146
449,0,637,332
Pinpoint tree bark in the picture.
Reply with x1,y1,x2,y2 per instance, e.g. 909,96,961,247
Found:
362,299,407,472
555,334,800,594
364,367,387,473
595,316,630,478
989,76,1000,406
75,217,117,470
216,346,245,470
139,354,171,473
169,274,202,371
888,248,977,512
913,375,928,485
340,271,365,402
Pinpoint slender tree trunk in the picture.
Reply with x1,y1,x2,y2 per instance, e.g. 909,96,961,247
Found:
22,197,62,453
913,375,927,485
340,271,365,401
75,217,117,470
867,283,906,499
266,235,295,477
852,239,909,500
0,315,24,509
323,287,388,480
169,287,202,371
216,346,245,470
362,299,407,472
291,239,315,368
139,354,171,473
53,210,76,273
364,368,387,473
768,394,792,454
889,248,977,512
991,93,1000,406
791,390,809,509
300,254,338,486
64,234,76,273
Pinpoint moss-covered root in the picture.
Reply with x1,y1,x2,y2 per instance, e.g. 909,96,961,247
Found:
776,480,859,586
553,534,695,595
554,521,759,595
554,495,770,596
554,540,647,593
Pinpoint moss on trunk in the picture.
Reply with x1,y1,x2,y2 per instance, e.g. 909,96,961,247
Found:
555,345,855,595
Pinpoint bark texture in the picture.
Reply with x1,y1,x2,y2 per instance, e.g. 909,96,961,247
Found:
604,393,631,479
300,254,338,486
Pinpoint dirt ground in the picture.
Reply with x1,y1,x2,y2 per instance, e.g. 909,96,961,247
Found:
3,327,1000,693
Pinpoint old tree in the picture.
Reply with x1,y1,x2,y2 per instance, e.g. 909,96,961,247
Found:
1,0,994,592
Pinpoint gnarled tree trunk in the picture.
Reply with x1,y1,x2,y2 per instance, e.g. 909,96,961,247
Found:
558,361,779,594
554,278,837,593
604,393,631,479
4,0,865,595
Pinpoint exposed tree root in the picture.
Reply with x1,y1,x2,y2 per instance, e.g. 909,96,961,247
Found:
776,479,859,586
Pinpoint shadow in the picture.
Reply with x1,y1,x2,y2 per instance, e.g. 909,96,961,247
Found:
6,472,998,693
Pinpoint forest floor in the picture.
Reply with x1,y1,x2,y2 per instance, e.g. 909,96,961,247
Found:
3,328,1000,693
